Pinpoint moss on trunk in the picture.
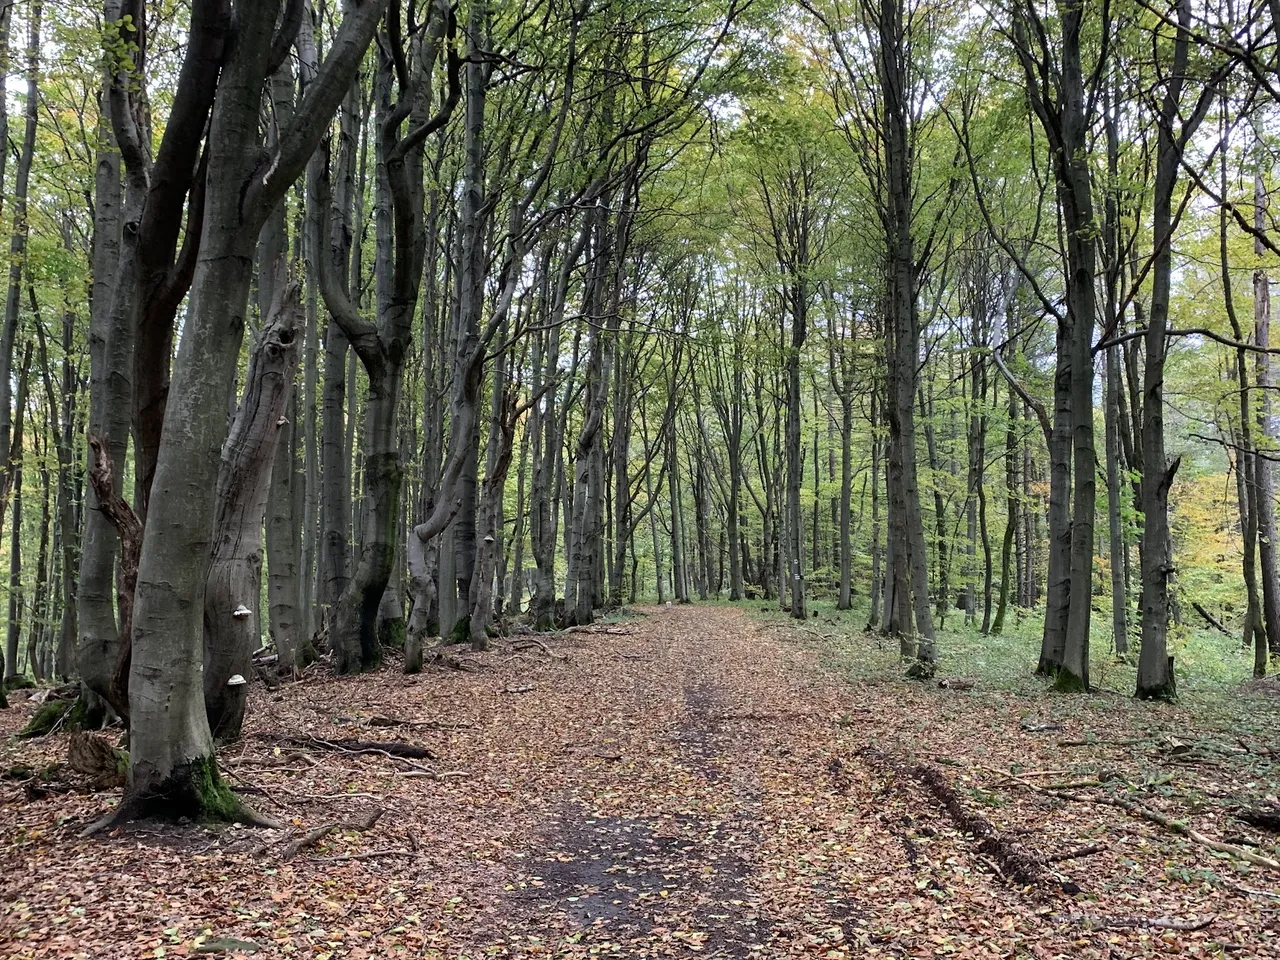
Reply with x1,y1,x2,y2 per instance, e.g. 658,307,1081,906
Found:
1052,668,1088,694
378,616,406,650
131,755,270,825
18,696,90,738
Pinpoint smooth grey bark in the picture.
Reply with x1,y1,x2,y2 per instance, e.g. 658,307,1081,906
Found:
1105,347,1128,655
79,0,230,717
204,278,302,740
449,1,490,632
868,387,882,627
470,358,547,647
297,0,321,644
832,333,854,611
1136,0,1218,700
321,2,459,672
707,321,745,602
2,347,29,684
41,268,80,679
1220,143,1264,673
29,435,51,680
101,0,388,827
1253,163,1280,662
267,388,307,673
0,0,28,522
260,62,306,676
77,88,126,714
1011,0,1099,690
316,79,359,620
507,392,532,615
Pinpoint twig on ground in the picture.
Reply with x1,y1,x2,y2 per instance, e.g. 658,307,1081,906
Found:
310,849,417,863
1060,913,1216,932
1046,843,1109,863
283,807,383,860
510,636,568,661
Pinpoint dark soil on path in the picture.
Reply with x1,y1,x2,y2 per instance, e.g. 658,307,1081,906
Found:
2,605,1277,959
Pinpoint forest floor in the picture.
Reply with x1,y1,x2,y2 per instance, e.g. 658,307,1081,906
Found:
2,603,1279,959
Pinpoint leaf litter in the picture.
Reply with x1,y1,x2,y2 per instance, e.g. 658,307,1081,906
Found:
1,604,1277,958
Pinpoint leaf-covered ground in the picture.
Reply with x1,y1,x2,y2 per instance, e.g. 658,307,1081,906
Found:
2,604,1278,958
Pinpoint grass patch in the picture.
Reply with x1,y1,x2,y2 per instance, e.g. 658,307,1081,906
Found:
744,594,1280,741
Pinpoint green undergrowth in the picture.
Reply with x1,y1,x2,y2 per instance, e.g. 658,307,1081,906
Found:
743,594,1280,742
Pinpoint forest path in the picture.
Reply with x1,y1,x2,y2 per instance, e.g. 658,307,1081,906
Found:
4,604,1277,959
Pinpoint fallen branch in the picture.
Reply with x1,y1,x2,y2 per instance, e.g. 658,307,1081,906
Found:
256,734,439,762
860,747,1047,889
310,849,417,863
397,769,471,781
283,807,382,860
555,625,630,637
1059,913,1216,932
1191,601,1233,637
1046,842,1109,863
1235,802,1280,834
1054,789,1280,871
510,637,567,661
1058,737,1145,748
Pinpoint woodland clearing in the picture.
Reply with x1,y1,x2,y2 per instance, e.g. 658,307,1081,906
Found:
2,604,1278,959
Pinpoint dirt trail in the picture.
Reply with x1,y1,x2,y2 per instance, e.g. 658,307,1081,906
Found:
3,604,1276,959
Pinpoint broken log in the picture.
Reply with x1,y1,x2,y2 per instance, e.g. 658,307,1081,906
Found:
1235,803,1280,834
860,747,1048,889
1191,601,1233,638
256,734,439,761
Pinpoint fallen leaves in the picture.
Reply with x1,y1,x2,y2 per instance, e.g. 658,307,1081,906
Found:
1,605,1277,959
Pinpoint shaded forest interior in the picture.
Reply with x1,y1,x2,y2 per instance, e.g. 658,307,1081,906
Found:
1,0,1280,955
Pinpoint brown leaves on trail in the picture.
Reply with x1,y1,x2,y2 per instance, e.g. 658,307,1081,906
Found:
2,605,1278,958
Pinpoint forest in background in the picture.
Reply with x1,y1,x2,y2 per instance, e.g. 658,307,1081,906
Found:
0,0,1277,823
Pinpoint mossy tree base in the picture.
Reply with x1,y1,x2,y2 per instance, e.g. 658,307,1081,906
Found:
378,616,407,650
81,755,280,837
19,697,91,739
1135,679,1177,702
905,658,937,682
1052,669,1089,693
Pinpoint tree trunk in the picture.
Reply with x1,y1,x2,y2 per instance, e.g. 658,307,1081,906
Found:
0,2,38,519
2,346,30,684
1105,345,1129,656
205,279,302,740
107,0,385,826
1253,163,1280,661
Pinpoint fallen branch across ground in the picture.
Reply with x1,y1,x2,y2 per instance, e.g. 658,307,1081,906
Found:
1235,802,1280,834
859,747,1047,889
1059,913,1216,932
1046,842,1109,863
510,637,568,660
283,808,383,860
1053,789,1280,871
256,734,439,762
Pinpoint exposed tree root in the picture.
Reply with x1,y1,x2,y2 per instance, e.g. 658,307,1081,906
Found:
80,756,282,837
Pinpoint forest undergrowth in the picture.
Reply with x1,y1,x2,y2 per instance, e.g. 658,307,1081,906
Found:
2,604,1278,959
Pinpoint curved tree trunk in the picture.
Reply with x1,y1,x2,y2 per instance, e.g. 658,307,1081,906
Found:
204,278,302,740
